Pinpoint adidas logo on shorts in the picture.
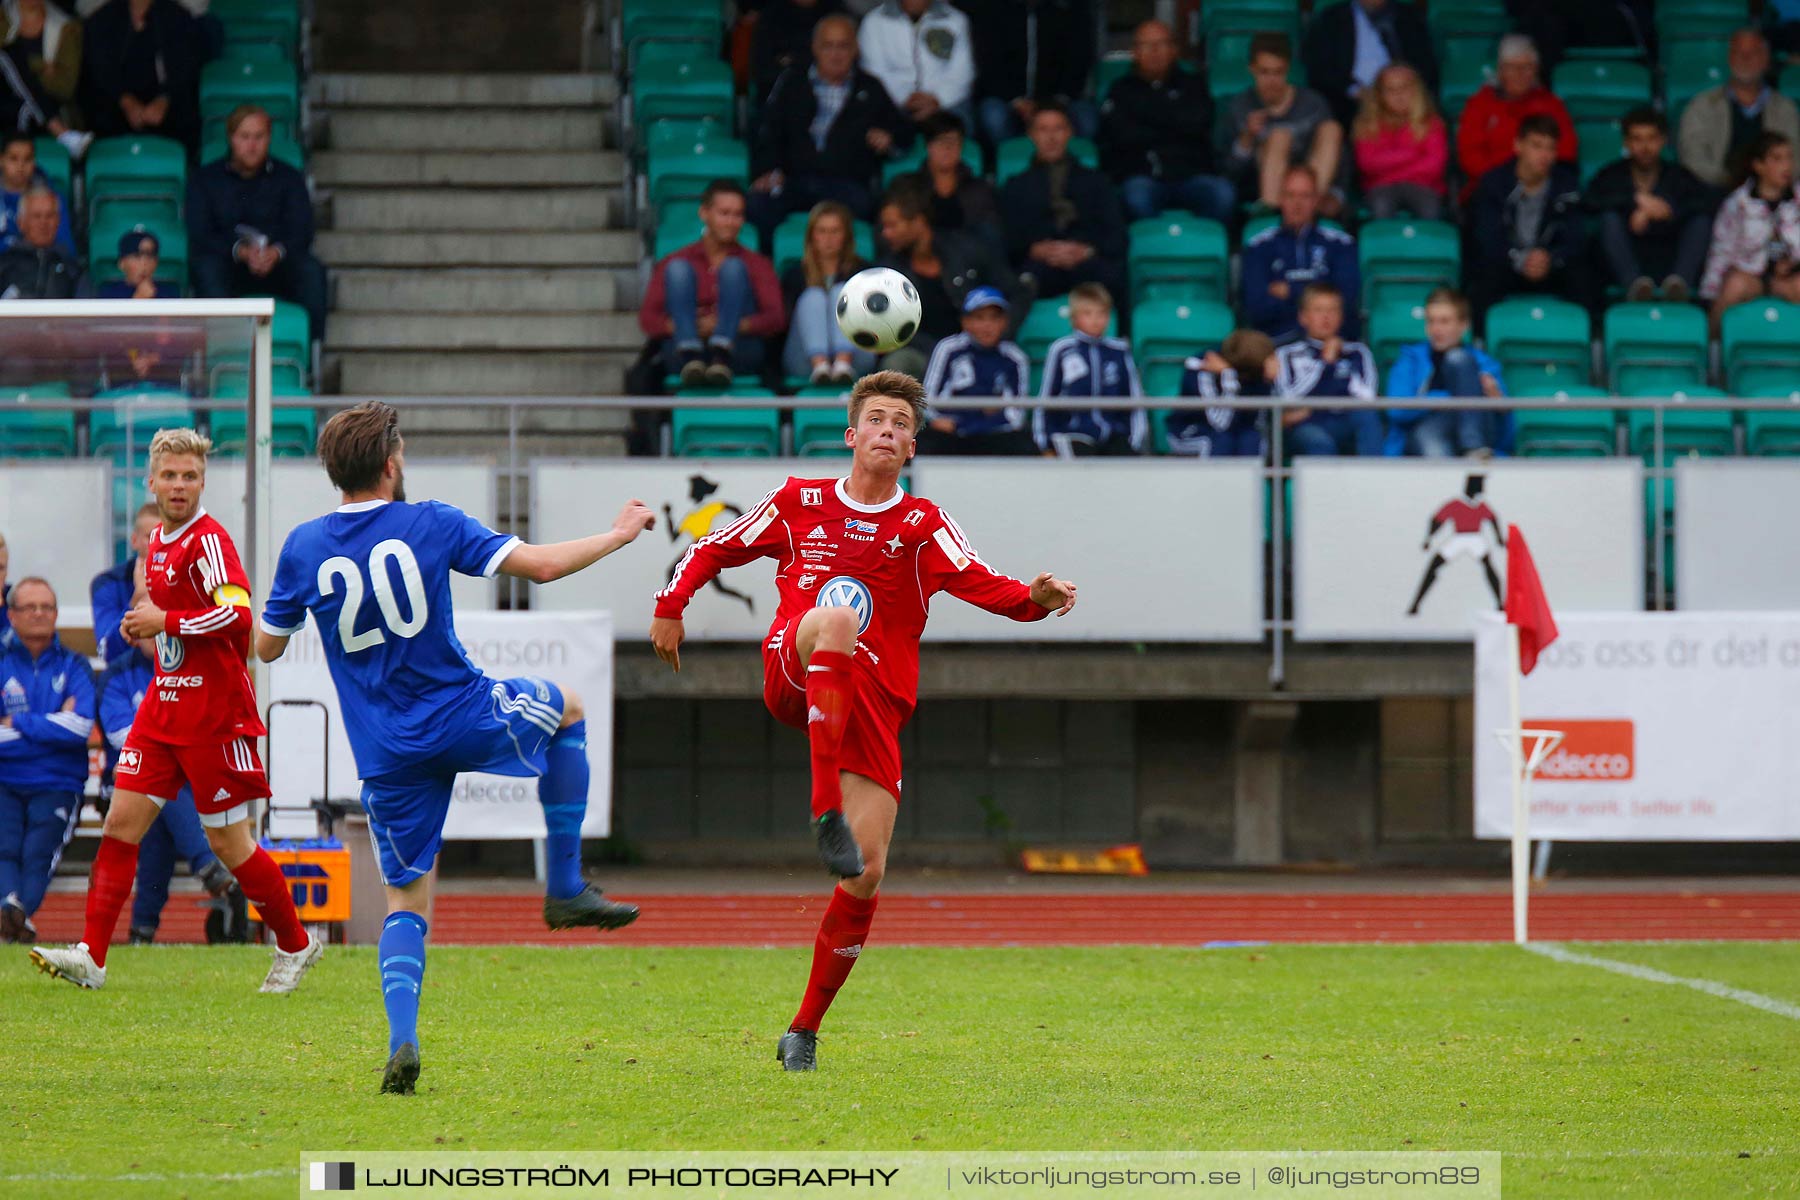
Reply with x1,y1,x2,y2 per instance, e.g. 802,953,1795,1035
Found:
213,787,232,804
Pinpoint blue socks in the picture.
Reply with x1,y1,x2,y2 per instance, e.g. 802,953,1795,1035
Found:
379,911,427,1055
539,720,589,901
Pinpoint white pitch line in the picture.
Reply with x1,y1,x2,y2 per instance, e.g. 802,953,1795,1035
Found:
0,1168,292,1184
1526,942,1800,1021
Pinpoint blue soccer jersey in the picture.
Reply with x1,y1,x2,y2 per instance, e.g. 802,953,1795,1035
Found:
260,499,525,780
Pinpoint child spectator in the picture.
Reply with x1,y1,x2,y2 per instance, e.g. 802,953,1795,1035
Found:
1165,329,1275,457
918,287,1035,455
1385,286,1508,457
1218,31,1344,213
1701,131,1800,327
96,226,176,299
1274,283,1383,456
1351,64,1448,221
1035,281,1144,457
1465,114,1587,326
780,201,873,384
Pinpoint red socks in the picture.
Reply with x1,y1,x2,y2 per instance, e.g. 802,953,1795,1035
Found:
231,846,310,953
805,650,854,820
80,835,139,967
791,884,878,1032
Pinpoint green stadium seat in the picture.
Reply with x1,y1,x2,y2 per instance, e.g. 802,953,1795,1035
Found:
199,128,306,171
206,376,318,458
85,136,187,228
1603,302,1709,394
1201,0,1301,38
621,0,722,73
1625,386,1735,458
87,212,188,292
646,135,748,209
1656,7,1744,43
1129,215,1228,303
1091,55,1133,102
1510,385,1616,457
791,395,852,457
1368,299,1426,378
652,209,705,261
1131,299,1233,397
671,394,782,456
32,136,70,198
995,136,1099,185
631,45,734,133
1016,297,1115,389
1358,219,1460,314
1664,57,1729,129
210,0,300,60
199,58,300,143
0,383,75,458
764,211,874,276
1721,300,1800,396
880,137,982,185
90,387,194,466
206,300,311,393
1783,63,1800,107
1552,60,1651,123
1438,38,1498,119
1575,122,1625,182
1483,297,1592,392
1744,403,1800,455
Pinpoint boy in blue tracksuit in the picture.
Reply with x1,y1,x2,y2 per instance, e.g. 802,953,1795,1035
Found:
0,578,94,943
919,287,1038,456
1164,328,1275,456
1035,282,1146,457
96,638,238,944
1384,286,1509,456
1240,165,1361,340
1273,282,1385,456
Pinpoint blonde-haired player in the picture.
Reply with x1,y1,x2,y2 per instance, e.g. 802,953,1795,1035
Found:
31,429,321,992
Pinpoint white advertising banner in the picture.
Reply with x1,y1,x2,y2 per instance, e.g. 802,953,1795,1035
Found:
1676,459,1800,610
1473,612,1800,840
265,611,613,839
0,461,109,609
532,459,1264,641
208,458,501,610
1294,460,1643,641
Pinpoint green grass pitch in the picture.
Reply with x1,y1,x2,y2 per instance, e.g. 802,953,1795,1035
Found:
2,942,1795,1198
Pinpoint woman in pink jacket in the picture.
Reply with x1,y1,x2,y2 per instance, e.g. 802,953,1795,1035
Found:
1352,64,1449,220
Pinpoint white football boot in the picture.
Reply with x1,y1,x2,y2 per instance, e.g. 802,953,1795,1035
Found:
30,942,106,989
259,931,324,994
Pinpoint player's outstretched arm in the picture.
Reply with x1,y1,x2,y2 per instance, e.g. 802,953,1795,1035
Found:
649,616,684,673
497,500,656,585
1028,571,1079,617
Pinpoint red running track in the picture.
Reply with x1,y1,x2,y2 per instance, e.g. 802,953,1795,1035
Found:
26,890,1800,947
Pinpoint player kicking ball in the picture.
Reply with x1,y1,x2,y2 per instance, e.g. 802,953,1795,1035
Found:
31,429,322,993
253,402,654,1095
649,370,1077,1071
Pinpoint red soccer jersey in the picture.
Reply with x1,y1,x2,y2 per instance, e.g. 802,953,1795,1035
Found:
1433,498,1497,534
134,508,266,745
654,477,1048,715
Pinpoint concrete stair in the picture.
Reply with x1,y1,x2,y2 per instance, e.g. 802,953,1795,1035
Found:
314,72,639,444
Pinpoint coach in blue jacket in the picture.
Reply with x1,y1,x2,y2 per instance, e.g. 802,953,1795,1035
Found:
0,578,95,943
1241,163,1360,340
89,503,161,664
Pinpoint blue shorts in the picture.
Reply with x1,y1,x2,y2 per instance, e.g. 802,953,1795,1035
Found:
360,675,565,886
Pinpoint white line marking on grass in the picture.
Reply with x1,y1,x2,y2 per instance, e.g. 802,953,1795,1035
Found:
0,1168,292,1184
1527,943,1800,1020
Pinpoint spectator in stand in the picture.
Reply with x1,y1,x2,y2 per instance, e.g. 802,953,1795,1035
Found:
781,200,874,384
749,13,908,249
1101,19,1232,223
1351,63,1448,220
0,531,9,648
640,179,786,388
875,177,1027,378
1001,101,1127,304
0,132,72,255
1585,108,1712,303
90,502,159,663
1035,281,1144,457
1219,32,1344,214
1466,114,1588,325
81,0,205,153
1273,282,1383,456
749,0,846,107
1165,329,1275,457
1301,0,1437,131
0,577,95,946
892,111,1000,250
1455,34,1577,203
962,0,1096,147
0,185,79,297
1385,286,1507,457
1701,132,1800,326
1678,29,1800,192
1241,164,1361,341
189,104,328,338
918,287,1036,455
1,0,83,138
858,0,975,128
97,225,176,300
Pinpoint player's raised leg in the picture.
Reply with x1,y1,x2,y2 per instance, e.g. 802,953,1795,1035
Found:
538,689,638,931
793,605,864,877
29,788,162,988
202,812,322,993
779,772,896,1071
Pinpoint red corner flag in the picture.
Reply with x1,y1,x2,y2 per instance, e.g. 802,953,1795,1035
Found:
1504,524,1558,674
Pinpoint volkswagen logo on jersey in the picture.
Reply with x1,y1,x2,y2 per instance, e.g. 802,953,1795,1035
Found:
815,576,873,635
155,632,186,672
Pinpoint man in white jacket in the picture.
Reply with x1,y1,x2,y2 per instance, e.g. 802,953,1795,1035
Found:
859,0,975,127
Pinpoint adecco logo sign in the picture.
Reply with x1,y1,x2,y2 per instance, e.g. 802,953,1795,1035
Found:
1526,720,1635,781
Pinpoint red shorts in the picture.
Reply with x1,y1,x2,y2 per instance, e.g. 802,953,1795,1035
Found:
764,613,906,800
115,733,271,828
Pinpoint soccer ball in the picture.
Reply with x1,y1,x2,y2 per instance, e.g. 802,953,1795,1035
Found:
836,267,922,354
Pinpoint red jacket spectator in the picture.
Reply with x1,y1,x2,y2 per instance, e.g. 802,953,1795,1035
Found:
1456,84,1576,200
1355,115,1448,195
638,240,785,342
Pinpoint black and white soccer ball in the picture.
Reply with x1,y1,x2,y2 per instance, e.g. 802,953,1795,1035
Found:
835,267,922,354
